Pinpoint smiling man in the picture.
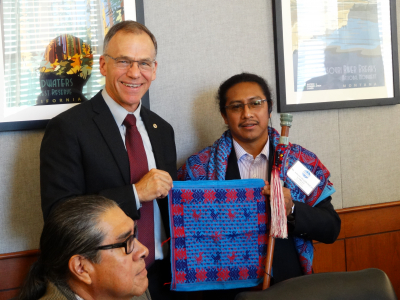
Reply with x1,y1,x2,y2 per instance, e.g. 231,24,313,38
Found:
178,73,341,298
19,196,150,300
40,21,178,299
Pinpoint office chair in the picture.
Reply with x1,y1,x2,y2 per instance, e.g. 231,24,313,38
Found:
235,268,397,300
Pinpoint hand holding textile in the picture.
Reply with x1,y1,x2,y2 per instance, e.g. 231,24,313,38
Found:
136,168,173,202
262,181,294,217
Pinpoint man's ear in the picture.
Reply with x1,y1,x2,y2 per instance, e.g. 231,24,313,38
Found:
221,112,228,125
151,60,158,81
68,255,94,285
99,55,107,77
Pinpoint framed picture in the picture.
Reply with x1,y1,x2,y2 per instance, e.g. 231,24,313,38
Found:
0,0,145,131
273,0,400,113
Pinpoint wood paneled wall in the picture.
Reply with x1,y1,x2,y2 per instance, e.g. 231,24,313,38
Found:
0,250,39,300
313,201,400,297
1,201,399,299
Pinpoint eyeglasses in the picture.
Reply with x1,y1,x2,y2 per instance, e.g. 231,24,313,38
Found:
225,99,268,113
95,227,137,255
104,54,155,72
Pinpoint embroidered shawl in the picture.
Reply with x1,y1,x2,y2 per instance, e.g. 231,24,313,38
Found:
177,127,335,275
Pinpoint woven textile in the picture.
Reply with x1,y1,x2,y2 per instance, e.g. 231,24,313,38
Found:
169,179,267,291
178,128,335,275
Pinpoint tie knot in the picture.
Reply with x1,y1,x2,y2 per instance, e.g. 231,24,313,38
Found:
123,114,137,128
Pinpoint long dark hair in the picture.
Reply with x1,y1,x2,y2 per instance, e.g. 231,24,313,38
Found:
19,196,118,300
217,73,273,116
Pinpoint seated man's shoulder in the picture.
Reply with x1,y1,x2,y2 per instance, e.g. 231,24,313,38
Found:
131,289,152,300
39,282,75,300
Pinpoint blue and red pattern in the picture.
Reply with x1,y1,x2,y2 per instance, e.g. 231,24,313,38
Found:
178,128,335,275
169,180,267,291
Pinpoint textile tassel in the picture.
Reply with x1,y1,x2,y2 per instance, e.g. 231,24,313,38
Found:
270,167,288,238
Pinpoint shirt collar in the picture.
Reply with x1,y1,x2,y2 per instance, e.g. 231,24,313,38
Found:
101,89,142,126
74,294,85,300
232,137,270,161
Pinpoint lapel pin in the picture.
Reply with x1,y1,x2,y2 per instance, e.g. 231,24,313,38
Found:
153,124,158,128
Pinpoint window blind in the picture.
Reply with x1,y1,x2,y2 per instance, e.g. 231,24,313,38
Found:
0,0,124,108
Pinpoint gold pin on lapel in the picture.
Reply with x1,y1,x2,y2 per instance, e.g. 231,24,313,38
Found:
153,124,158,128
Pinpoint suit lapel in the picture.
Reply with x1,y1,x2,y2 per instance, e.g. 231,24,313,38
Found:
140,106,171,229
225,146,241,180
140,106,165,170
268,136,275,181
90,92,130,184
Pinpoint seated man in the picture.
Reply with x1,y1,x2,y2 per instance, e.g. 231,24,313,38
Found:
178,73,341,297
19,195,151,300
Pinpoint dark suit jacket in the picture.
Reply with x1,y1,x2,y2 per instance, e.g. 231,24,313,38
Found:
225,142,341,283
40,91,177,236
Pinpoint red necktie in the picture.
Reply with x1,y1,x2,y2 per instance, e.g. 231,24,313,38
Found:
124,114,155,266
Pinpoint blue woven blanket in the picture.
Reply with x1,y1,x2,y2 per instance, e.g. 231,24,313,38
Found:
168,179,267,291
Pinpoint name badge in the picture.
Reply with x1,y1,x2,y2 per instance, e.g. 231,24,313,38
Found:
287,161,320,196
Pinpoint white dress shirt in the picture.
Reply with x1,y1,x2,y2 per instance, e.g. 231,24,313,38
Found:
102,89,167,260
232,138,269,181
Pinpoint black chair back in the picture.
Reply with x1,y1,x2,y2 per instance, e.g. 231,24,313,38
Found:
235,268,397,300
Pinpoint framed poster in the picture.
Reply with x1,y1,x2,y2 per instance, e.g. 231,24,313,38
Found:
273,0,400,112
0,0,145,131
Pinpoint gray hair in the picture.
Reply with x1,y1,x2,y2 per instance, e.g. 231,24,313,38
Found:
19,195,119,300
103,20,157,56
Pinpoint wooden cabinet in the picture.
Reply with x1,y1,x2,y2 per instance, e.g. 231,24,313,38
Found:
0,250,39,300
313,201,400,297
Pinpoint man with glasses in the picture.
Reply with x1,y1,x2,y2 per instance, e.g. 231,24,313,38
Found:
178,73,340,298
40,21,178,299
19,195,151,300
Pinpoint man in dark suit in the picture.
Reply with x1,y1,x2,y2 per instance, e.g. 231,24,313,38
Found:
40,21,178,300
178,73,341,298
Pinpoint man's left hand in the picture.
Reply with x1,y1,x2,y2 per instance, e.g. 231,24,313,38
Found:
262,181,294,216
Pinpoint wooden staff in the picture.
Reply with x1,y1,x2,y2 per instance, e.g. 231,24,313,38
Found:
262,113,293,290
